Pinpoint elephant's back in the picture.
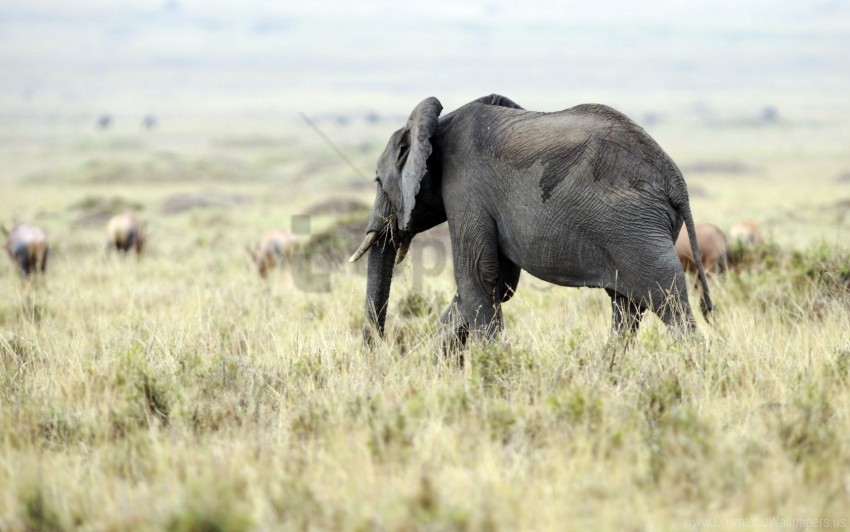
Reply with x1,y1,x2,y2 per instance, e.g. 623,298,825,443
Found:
468,103,680,194
456,105,683,287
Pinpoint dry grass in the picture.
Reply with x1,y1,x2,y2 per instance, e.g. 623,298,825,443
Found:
1,108,850,530
1,240,848,530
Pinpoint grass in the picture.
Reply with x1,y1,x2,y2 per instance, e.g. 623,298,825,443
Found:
1,233,848,529
1,105,850,529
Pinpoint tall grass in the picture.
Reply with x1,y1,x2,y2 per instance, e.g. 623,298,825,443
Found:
1,234,848,529
1,107,849,528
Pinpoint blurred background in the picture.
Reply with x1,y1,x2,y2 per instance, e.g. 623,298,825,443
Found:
1,0,848,251
4,1,850,112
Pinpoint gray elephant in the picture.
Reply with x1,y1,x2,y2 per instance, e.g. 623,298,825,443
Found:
349,94,712,348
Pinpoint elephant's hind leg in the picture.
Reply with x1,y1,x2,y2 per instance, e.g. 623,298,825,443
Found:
650,260,698,336
613,244,697,337
607,289,644,336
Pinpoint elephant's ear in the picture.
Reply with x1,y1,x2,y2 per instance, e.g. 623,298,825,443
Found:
397,97,442,231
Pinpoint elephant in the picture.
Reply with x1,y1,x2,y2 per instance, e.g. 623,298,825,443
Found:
3,222,49,277
675,223,728,275
106,212,147,256
248,229,298,278
349,94,712,349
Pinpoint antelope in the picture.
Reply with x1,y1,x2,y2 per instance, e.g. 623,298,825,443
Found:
106,212,147,256
729,220,763,246
675,223,729,275
3,222,49,277
248,229,298,278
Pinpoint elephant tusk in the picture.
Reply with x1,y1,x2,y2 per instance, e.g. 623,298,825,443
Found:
349,231,380,263
395,239,412,265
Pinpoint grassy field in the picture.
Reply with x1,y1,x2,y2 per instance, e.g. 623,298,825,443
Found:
1,99,850,530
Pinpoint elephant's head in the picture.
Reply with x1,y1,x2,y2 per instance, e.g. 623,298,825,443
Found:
349,97,445,339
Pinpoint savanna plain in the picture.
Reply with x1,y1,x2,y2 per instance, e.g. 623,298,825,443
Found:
1,94,849,530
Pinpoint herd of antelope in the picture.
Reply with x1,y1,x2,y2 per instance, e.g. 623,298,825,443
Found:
3,211,760,282
675,220,763,276
2,212,299,280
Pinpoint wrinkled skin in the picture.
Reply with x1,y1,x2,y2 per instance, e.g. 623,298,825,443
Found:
352,94,712,349
106,212,147,256
249,229,298,278
3,222,49,277
675,223,729,275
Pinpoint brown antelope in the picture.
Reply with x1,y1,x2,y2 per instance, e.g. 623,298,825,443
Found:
248,229,298,278
729,220,763,246
675,223,729,275
3,222,49,277
106,212,147,256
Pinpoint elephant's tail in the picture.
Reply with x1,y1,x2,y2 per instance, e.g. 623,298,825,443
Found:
679,202,714,320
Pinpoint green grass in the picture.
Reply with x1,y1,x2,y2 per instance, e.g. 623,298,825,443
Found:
1,107,850,530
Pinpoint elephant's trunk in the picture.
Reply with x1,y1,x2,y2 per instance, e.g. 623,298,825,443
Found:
364,230,398,340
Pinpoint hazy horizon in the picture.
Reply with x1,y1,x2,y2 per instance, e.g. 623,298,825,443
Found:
2,0,849,122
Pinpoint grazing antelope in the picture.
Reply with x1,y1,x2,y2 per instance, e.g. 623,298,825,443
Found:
729,220,763,246
3,222,49,277
248,229,298,278
106,212,147,256
675,223,729,275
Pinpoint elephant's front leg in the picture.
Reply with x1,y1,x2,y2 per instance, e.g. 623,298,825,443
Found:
439,256,517,354
439,293,469,355
452,222,504,342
